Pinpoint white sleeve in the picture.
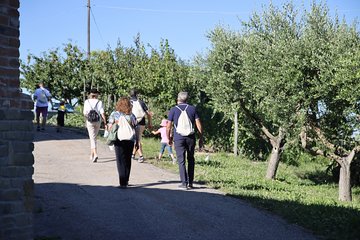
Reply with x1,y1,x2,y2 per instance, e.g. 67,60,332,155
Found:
83,100,89,115
98,101,105,114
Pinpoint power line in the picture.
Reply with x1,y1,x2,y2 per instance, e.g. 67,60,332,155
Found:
90,7,107,48
96,5,249,16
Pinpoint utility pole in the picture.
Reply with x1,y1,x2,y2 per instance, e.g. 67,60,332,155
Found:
84,0,91,102
87,0,90,59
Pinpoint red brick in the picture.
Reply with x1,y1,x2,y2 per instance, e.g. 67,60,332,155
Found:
0,15,8,25
0,57,8,66
0,47,19,57
0,67,20,77
10,0,20,9
8,38,19,48
0,37,9,46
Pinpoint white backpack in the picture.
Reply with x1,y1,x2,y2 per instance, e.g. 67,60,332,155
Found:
117,114,135,141
132,100,146,122
175,105,194,136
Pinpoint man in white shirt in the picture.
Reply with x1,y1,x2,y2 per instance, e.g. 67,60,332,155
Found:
33,83,52,131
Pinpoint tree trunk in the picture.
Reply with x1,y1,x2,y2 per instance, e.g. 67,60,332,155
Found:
265,130,285,180
266,146,282,179
338,159,352,201
233,111,238,156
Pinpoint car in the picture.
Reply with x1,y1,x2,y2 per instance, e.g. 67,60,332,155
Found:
51,102,75,113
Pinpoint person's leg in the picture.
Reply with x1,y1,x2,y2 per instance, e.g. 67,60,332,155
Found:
186,137,196,187
92,122,101,158
174,139,187,186
35,107,41,130
136,125,146,162
114,141,128,187
158,143,166,160
41,107,48,130
132,125,141,159
123,140,134,185
167,145,177,164
87,122,100,161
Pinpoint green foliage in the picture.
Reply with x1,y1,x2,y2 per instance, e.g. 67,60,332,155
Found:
20,43,87,106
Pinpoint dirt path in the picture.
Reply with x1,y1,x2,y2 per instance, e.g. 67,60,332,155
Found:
33,126,317,240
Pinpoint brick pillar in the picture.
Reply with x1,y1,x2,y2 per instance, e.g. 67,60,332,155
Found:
0,0,35,239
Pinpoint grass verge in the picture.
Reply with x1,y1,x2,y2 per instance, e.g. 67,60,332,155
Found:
141,138,360,240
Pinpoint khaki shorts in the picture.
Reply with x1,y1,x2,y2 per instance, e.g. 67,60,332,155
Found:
135,125,145,141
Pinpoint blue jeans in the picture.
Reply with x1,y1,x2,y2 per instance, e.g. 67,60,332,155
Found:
174,137,195,185
159,143,173,155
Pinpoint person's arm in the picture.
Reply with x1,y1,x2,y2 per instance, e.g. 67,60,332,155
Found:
83,100,88,117
152,129,160,135
195,118,204,149
146,111,152,129
101,113,107,129
166,121,173,145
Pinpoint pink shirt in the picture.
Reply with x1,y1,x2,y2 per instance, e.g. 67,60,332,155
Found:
159,127,169,143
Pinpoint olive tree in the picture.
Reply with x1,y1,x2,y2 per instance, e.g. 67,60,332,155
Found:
200,2,304,179
298,2,360,201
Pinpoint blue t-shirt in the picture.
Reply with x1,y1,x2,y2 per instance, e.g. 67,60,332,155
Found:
168,103,199,141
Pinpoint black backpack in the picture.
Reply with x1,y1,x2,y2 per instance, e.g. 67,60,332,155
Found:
87,101,100,122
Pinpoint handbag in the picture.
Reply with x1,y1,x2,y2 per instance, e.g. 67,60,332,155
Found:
106,124,119,145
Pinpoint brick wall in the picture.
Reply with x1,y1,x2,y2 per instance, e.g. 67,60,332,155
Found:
0,0,35,239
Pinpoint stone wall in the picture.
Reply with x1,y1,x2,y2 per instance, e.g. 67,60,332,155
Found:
0,0,35,239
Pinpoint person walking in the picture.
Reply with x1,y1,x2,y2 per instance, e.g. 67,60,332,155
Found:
56,100,67,133
108,97,138,188
33,82,52,131
130,89,152,163
151,119,177,164
83,88,107,163
167,92,203,189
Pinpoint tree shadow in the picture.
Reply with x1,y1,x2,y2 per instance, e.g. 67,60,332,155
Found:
228,194,360,240
33,182,318,240
33,125,89,142
299,169,337,185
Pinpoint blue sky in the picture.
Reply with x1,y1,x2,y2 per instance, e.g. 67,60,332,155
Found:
19,0,359,61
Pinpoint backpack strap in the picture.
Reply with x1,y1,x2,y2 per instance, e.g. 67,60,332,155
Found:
89,100,99,111
175,104,188,112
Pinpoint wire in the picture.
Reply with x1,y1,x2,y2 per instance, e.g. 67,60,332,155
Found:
96,5,248,16
90,7,107,48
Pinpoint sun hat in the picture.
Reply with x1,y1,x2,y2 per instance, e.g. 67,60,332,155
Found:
160,119,168,127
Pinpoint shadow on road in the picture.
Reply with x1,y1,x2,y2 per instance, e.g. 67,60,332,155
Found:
34,182,318,240
33,125,89,142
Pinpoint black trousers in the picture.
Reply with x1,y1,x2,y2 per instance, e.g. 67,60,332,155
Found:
114,140,134,186
174,137,195,185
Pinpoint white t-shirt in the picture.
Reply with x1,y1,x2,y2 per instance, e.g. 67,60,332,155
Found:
83,98,105,123
34,87,51,107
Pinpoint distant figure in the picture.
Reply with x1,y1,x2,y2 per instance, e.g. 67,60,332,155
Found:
152,119,176,164
83,88,107,163
108,97,138,188
56,100,67,133
33,82,52,131
167,92,203,190
130,89,152,163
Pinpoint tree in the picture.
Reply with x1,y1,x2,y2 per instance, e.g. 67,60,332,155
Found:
20,43,87,106
299,2,360,201
199,2,304,179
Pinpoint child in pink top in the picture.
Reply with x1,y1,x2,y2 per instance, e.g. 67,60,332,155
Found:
152,119,177,164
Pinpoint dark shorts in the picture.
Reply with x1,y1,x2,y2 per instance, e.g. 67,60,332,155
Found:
36,106,48,118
